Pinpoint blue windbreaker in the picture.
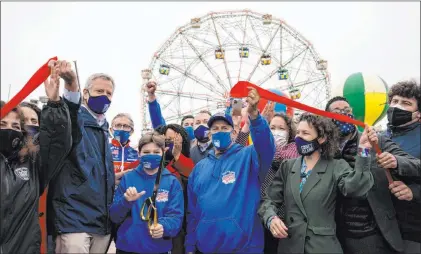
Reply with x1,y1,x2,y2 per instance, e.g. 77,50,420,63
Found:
148,99,166,129
185,114,275,253
110,167,184,253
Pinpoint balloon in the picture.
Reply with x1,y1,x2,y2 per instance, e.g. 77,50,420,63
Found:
336,73,389,131
257,88,294,117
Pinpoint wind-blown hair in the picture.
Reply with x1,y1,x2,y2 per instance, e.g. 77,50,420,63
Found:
298,113,339,159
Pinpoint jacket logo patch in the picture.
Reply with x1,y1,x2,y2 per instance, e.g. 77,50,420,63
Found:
214,140,220,148
112,149,119,156
14,167,29,181
156,189,169,203
222,171,236,184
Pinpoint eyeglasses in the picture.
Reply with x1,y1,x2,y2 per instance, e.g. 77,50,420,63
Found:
113,123,133,131
331,108,352,115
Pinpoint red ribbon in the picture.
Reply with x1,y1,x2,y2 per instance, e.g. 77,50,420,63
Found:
230,81,392,183
1,56,58,119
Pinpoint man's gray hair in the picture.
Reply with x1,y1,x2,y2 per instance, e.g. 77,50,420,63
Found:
111,113,134,128
84,73,115,92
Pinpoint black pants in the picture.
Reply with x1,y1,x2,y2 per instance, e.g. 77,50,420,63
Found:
264,227,278,254
343,233,399,254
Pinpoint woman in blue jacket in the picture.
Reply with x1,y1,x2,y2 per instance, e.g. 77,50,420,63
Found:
110,132,184,254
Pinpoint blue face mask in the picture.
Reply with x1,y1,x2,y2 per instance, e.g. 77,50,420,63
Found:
185,126,195,141
211,131,232,150
140,154,162,170
194,125,210,143
87,93,111,114
295,136,320,156
333,113,356,136
113,129,130,144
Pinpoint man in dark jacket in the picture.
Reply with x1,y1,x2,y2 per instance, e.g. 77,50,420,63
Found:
326,96,420,254
47,66,116,253
384,80,421,254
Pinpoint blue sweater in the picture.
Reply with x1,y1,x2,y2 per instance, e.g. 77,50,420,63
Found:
110,167,184,253
148,99,166,129
185,114,275,253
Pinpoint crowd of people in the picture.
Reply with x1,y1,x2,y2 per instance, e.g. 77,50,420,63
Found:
0,60,420,254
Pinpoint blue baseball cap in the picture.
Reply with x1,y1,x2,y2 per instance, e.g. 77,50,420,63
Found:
208,112,234,128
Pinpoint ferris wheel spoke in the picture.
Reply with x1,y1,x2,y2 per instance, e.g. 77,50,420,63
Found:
184,33,218,49
247,24,281,81
180,32,228,93
155,90,223,103
292,50,309,83
238,14,249,82
248,17,264,51
158,57,225,96
281,46,309,69
211,14,233,88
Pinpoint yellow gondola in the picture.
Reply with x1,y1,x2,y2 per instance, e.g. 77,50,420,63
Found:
289,87,301,100
239,47,249,58
277,68,289,80
215,49,225,59
261,54,271,65
159,64,170,75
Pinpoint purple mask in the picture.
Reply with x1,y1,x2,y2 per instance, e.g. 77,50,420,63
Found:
87,93,111,114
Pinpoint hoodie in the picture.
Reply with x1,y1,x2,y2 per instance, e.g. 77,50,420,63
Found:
185,114,275,253
110,167,184,253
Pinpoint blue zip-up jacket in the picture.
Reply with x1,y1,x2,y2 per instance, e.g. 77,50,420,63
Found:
47,104,115,235
148,99,166,129
185,114,275,253
110,167,184,253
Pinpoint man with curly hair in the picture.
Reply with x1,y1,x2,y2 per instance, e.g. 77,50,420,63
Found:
384,80,421,254
325,96,420,254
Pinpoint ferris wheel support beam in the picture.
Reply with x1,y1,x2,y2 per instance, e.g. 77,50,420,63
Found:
157,57,225,96
292,49,308,83
256,46,308,85
248,17,264,51
211,15,233,88
180,32,228,93
247,24,281,81
238,14,249,82
163,104,221,123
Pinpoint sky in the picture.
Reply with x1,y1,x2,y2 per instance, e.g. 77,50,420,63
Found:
1,2,420,144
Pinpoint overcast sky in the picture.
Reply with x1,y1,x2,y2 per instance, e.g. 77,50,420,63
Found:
2,2,420,143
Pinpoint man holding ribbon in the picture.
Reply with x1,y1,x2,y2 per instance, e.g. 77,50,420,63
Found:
326,96,420,254
47,66,116,253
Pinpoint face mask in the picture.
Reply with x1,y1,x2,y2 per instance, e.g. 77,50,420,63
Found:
113,129,130,144
272,130,288,147
87,93,111,114
211,131,232,150
295,136,320,156
140,154,162,170
194,125,210,143
387,106,414,126
26,125,40,137
185,126,196,142
332,113,356,136
0,129,24,158
165,141,174,161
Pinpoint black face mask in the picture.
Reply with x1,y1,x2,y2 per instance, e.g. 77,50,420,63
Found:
0,129,24,158
295,136,320,156
165,141,175,162
387,107,413,127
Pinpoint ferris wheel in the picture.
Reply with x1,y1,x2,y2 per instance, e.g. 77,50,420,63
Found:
141,9,331,132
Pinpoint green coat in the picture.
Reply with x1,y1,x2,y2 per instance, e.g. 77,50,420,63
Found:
258,155,373,254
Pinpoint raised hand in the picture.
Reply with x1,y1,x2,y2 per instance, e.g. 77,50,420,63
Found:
57,60,78,92
270,216,288,239
124,187,146,202
149,223,164,239
246,87,260,120
146,80,157,102
172,133,182,161
262,101,275,122
359,125,377,149
43,60,61,102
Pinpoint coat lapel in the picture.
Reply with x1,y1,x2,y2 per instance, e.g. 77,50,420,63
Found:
300,158,328,201
290,157,307,217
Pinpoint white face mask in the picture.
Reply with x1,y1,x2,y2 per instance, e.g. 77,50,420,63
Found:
271,130,288,147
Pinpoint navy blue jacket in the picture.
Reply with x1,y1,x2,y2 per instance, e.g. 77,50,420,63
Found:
47,102,115,236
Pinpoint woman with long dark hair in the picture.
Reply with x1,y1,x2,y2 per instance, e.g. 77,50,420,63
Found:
0,70,72,254
259,113,375,254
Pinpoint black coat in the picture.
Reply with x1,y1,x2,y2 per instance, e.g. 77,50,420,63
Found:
0,99,72,254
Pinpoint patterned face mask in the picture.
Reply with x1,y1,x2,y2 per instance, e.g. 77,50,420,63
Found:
333,113,356,136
